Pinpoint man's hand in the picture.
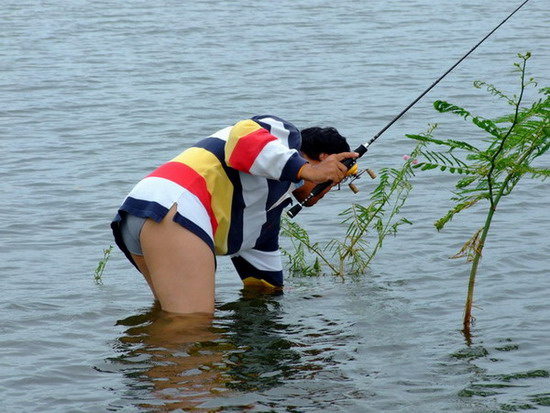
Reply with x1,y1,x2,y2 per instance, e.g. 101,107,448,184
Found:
299,152,359,184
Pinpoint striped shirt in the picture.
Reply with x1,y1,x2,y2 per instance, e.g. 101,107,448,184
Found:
111,115,307,287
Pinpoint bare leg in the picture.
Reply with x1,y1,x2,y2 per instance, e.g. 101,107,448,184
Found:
130,253,159,300
137,205,216,315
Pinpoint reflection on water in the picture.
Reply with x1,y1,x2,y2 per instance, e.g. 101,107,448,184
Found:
107,289,313,411
111,303,225,411
217,289,308,394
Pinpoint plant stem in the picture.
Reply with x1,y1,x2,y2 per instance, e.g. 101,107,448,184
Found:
462,165,522,332
487,55,527,207
463,55,530,333
370,185,408,265
464,137,543,332
292,233,340,274
94,245,113,284
339,203,374,271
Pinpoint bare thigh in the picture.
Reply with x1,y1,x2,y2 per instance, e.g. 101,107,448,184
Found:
135,205,216,315
130,254,158,300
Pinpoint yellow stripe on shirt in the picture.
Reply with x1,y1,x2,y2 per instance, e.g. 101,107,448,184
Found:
225,119,263,166
171,147,233,255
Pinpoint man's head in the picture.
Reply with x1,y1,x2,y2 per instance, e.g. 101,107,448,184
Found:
300,126,350,161
294,126,352,207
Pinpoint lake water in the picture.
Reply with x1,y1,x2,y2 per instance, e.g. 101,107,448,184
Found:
2,0,549,411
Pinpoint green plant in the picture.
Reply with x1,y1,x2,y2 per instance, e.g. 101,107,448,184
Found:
407,53,550,333
280,218,324,276
94,245,113,284
281,142,422,277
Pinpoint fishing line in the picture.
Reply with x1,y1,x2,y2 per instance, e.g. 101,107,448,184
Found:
288,0,531,218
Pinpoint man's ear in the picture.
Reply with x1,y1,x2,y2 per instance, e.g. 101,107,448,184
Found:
318,153,329,161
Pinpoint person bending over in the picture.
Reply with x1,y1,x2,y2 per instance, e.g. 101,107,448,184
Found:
111,115,358,314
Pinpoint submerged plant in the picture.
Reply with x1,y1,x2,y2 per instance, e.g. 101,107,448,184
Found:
407,53,550,333
94,245,113,284
281,141,422,277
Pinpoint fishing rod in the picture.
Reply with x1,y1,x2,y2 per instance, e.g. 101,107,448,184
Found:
287,0,531,218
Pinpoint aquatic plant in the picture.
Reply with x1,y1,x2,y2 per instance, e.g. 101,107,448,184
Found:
407,53,550,333
94,245,113,284
281,142,422,277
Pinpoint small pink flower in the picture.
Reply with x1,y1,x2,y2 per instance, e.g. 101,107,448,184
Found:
403,154,418,164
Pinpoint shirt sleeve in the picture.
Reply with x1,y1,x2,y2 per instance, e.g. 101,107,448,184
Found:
225,115,307,182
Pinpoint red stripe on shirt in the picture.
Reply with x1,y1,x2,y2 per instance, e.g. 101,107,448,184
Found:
147,161,218,233
228,128,277,173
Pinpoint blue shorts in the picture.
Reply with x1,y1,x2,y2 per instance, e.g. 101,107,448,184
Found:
119,213,146,256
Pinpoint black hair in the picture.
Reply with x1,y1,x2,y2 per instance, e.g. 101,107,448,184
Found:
299,126,350,160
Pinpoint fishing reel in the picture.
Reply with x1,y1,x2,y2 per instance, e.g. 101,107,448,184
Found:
335,163,377,193
287,157,376,218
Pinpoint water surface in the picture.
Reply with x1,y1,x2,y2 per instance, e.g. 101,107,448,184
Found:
1,0,549,411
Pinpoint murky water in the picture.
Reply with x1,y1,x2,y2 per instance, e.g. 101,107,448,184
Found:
1,0,549,411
